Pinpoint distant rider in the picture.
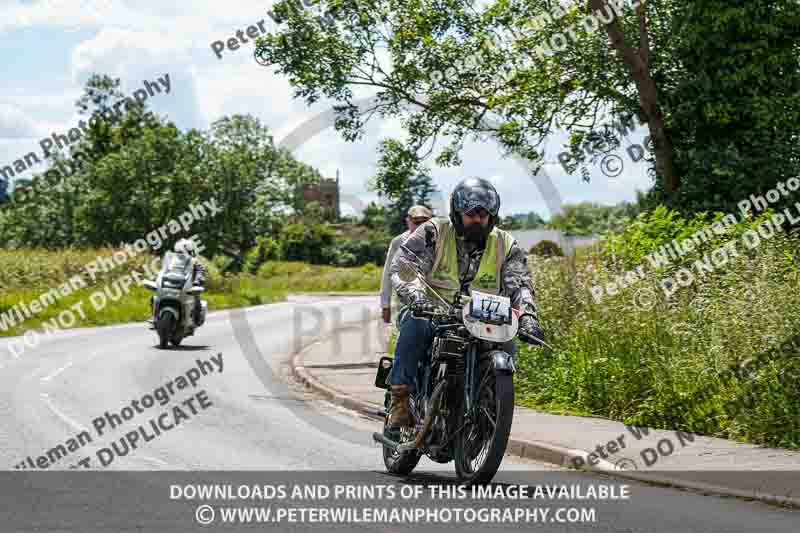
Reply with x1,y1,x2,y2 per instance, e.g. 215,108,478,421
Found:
174,238,205,326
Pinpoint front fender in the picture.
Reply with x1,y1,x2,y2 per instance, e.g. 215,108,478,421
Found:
487,350,516,375
158,306,180,321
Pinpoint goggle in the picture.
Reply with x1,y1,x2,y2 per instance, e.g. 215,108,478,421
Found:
452,188,499,217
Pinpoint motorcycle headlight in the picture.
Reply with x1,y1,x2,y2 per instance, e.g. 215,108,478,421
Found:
162,279,183,289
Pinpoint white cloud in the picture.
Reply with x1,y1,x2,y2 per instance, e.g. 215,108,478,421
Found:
0,0,275,36
0,104,39,137
0,0,654,217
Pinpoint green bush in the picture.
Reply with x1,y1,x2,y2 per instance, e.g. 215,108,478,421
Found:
243,236,282,274
280,223,335,264
210,254,235,274
530,240,565,257
321,230,391,266
515,209,800,449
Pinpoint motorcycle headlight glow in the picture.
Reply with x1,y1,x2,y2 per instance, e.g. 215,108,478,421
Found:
162,279,183,289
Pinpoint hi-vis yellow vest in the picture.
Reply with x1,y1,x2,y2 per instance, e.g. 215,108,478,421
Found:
425,218,516,305
390,219,516,322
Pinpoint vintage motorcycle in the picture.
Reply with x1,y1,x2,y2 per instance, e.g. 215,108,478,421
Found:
142,251,207,349
372,265,523,485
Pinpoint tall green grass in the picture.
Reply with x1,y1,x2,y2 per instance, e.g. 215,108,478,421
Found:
0,250,380,337
516,210,800,449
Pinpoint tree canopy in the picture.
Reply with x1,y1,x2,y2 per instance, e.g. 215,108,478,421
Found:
255,0,800,213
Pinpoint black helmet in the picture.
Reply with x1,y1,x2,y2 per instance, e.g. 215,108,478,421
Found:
449,177,501,237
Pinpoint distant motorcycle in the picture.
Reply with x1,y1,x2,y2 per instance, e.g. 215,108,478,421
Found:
142,251,207,349
373,264,521,485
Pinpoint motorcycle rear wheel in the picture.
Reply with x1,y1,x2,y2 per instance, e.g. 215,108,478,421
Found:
382,398,422,475
454,371,514,485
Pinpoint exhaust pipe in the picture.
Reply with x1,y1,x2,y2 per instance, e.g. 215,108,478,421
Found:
374,381,447,452
413,381,446,449
372,432,423,453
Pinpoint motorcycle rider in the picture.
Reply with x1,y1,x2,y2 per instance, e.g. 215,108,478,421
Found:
174,238,206,326
387,177,545,430
380,205,433,324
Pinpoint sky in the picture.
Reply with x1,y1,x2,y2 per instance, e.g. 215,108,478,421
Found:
0,0,653,220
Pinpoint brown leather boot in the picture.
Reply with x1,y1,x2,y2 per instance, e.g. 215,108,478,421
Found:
388,385,412,427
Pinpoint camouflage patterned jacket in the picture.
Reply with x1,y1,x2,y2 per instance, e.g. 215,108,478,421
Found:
389,219,540,323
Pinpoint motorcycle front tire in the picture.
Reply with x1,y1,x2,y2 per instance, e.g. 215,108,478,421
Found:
156,314,175,349
454,372,514,485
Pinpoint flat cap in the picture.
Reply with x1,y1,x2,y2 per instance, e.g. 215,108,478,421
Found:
407,205,433,219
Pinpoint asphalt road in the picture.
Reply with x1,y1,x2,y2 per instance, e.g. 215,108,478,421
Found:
0,295,797,532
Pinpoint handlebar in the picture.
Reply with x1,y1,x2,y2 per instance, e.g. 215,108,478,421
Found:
411,305,462,323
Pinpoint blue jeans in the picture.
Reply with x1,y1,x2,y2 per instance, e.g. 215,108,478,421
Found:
389,307,516,391
389,308,435,391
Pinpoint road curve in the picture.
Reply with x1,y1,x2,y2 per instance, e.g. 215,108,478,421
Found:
0,295,796,532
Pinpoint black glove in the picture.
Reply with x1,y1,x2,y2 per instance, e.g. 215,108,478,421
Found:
518,315,545,346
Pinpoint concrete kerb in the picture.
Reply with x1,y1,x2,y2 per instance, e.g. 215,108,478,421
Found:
286,321,581,465
290,344,384,420
288,325,800,509
583,466,800,509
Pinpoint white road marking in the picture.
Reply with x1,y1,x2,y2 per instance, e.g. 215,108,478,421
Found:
137,455,171,467
41,361,73,382
39,392,89,433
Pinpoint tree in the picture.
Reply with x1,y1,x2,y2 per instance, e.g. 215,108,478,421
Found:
0,75,325,256
526,212,547,229
499,215,523,230
370,138,437,234
361,201,391,230
546,202,633,236
659,0,800,213
254,1,676,197
254,0,800,211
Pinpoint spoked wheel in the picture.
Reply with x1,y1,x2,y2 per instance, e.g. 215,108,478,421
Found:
454,370,515,485
382,397,422,475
